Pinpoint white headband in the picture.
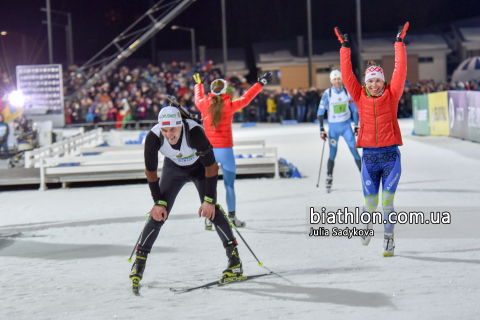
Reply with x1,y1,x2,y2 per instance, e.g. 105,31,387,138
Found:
210,79,228,95
365,66,385,82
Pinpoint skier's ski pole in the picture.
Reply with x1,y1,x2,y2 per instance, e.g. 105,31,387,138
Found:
316,137,327,187
128,212,151,263
219,206,264,267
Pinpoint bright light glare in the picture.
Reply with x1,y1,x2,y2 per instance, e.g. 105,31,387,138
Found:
8,91,25,106
0,31,6,36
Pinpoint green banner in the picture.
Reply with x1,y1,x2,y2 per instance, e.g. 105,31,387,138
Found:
412,94,430,135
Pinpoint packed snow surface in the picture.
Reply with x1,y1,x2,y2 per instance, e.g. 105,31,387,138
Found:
1,119,479,319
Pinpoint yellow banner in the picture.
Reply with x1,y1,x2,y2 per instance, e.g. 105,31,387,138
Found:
428,91,449,136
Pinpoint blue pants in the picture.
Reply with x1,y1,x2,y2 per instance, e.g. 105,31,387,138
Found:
296,105,306,122
361,145,401,234
213,148,236,212
328,121,360,161
0,140,9,158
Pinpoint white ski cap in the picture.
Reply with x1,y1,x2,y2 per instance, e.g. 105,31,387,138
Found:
158,106,183,128
330,70,342,82
210,79,228,95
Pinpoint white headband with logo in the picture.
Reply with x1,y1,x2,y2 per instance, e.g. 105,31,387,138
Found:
158,106,183,128
365,66,385,82
210,79,228,95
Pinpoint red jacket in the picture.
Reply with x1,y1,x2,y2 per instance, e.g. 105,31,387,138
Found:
194,83,263,148
340,42,406,148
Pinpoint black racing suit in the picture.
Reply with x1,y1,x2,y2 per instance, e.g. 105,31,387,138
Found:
139,125,236,250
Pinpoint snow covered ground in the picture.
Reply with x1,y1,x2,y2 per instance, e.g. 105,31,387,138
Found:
1,119,480,319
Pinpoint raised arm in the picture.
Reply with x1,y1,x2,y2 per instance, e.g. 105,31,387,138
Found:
231,72,271,112
335,27,362,102
390,22,409,100
194,83,211,114
231,83,263,112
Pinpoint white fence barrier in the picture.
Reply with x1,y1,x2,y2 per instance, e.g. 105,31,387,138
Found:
24,128,104,169
38,139,281,190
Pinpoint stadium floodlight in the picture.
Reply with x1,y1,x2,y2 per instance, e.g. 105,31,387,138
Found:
66,0,195,99
171,25,196,65
0,31,6,36
8,91,25,107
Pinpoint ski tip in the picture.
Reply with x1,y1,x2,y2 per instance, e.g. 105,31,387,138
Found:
258,262,263,267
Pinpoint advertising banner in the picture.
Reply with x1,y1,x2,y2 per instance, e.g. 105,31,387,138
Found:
467,91,480,143
412,94,430,135
428,91,449,136
448,91,469,139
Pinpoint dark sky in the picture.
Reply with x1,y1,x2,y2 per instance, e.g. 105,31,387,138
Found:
0,0,479,67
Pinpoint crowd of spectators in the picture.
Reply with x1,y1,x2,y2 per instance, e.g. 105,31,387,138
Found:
62,61,480,127
63,61,325,127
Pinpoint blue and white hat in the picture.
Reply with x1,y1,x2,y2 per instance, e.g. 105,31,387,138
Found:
158,106,183,128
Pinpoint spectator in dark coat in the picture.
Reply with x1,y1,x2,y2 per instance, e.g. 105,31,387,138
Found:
279,88,292,121
0,114,9,159
306,87,321,122
293,88,307,122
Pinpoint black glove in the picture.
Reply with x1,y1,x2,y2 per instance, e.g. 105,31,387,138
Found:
258,72,272,86
353,125,359,136
334,27,350,48
396,22,409,42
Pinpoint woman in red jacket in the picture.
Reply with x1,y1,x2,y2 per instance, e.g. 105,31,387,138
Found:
335,23,409,257
194,72,272,230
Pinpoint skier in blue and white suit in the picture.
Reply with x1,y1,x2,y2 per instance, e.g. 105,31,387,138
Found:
317,70,362,189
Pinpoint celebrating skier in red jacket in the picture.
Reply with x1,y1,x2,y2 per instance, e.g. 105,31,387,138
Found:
335,22,409,257
194,72,272,230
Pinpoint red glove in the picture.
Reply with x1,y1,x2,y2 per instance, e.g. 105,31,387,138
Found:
334,27,350,48
396,22,409,42
320,129,327,141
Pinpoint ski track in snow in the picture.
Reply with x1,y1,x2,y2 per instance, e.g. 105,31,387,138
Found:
1,119,479,319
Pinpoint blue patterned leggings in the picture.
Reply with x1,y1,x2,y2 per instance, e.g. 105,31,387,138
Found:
361,145,401,233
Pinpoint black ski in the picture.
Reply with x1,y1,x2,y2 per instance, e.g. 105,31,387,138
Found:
170,272,273,293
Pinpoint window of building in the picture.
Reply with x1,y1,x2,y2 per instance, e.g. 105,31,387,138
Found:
467,50,480,58
419,57,434,63
316,67,331,74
